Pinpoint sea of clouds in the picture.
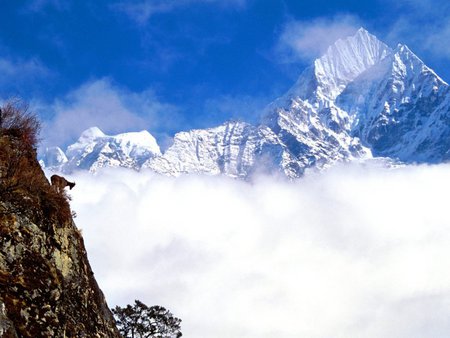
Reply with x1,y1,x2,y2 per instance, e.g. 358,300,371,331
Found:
64,163,450,337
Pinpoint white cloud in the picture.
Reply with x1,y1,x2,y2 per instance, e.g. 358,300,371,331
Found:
41,78,180,149
60,163,450,337
275,15,362,63
112,0,248,25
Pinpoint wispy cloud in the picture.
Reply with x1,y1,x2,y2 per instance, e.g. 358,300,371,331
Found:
112,0,248,25
382,0,450,61
41,78,180,149
0,55,51,95
64,163,450,337
274,15,362,63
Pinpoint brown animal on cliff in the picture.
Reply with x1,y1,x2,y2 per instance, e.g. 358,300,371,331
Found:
51,174,75,193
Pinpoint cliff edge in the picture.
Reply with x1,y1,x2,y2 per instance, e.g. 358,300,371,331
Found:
0,113,120,336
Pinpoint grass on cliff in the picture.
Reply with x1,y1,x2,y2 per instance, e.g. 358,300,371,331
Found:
0,100,72,226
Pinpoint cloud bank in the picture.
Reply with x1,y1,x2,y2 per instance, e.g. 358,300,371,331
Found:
59,163,450,337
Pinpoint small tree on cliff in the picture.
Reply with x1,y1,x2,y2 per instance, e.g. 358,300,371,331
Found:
112,300,182,338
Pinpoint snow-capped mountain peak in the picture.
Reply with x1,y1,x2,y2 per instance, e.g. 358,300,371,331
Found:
53,127,162,173
336,38,450,162
287,28,391,104
114,130,161,155
41,28,450,178
77,126,106,144
392,43,447,86
143,120,300,178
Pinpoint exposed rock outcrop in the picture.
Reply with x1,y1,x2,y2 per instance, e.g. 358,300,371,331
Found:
0,132,120,337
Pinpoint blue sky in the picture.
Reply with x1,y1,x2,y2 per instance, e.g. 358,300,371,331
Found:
1,0,449,149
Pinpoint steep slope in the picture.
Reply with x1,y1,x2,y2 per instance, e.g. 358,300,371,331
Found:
282,27,391,105
39,146,68,170
337,44,450,162
144,121,301,178
264,99,371,171
0,133,120,337
262,28,387,171
40,28,450,178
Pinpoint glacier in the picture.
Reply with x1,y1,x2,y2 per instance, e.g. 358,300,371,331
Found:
40,28,450,178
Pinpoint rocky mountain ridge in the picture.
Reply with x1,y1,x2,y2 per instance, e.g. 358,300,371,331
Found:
40,28,450,178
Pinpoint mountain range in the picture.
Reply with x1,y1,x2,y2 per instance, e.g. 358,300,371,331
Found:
40,28,450,178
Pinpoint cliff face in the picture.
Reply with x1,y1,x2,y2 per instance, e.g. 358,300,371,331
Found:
0,133,120,337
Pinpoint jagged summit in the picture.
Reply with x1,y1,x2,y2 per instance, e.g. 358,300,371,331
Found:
143,120,300,178
337,40,450,162
286,28,391,105
69,128,160,153
393,43,447,85
41,28,450,178
58,128,162,173
77,126,106,143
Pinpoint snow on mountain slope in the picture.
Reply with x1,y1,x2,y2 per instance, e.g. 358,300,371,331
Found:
54,127,161,172
262,28,384,171
144,121,301,178
284,28,391,106
264,98,371,172
41,28,450,178
337,44,450,162
39,146,68,169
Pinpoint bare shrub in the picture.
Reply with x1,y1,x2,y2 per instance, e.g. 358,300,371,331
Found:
0,100,73,226
0,99,41,150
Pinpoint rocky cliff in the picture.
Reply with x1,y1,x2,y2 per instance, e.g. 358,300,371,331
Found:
0,131,120,336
